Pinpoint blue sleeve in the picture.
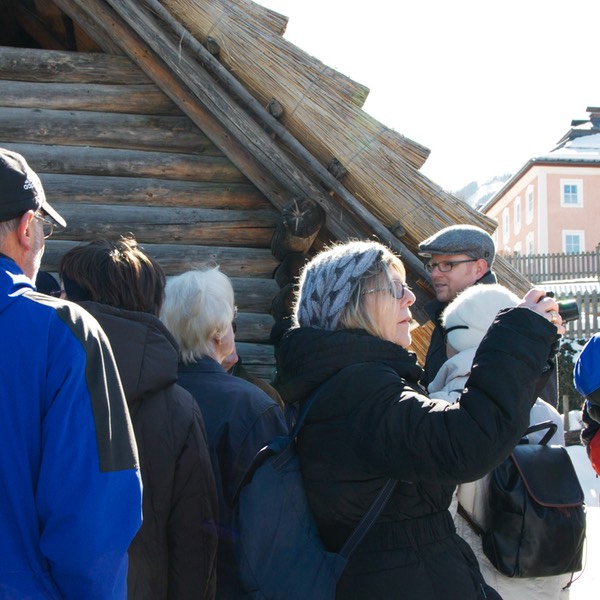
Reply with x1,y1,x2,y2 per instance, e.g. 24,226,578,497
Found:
36,304,142,599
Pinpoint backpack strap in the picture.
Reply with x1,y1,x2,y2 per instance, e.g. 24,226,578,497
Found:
456,502,484,537
339,478,397,558
523,420,558,446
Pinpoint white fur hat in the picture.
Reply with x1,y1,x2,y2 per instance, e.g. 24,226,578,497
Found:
441,284,520,352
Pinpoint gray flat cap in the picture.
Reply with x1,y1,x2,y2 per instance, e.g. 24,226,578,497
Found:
418,224,495,267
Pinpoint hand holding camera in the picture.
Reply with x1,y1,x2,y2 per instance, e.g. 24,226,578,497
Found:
518,289,574,335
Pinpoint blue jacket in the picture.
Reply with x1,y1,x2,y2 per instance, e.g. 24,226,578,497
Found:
0,256,142,599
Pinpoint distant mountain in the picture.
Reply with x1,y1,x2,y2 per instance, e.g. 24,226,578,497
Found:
453,174,512,209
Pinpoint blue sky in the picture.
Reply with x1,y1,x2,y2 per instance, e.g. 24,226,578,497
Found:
257,0,600,192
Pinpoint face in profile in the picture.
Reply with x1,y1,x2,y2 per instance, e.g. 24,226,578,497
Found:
362,274,416,348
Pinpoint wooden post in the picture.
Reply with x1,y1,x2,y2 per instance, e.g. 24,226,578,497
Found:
274,252,309,288
270,197,325,260
270,283,295,321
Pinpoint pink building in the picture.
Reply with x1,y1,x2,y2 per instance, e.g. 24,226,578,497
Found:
482,107,600,256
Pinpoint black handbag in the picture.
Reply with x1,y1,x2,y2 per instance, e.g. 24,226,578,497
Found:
479,421,586,578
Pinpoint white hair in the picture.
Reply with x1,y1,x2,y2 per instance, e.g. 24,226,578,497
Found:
160,267,235,364
0,216,20,239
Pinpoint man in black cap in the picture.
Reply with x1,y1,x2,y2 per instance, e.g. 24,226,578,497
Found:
0,148,142,598
418,224,498,387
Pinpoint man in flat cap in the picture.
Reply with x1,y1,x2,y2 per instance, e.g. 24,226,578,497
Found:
418,224,498,388
0,148,142,598
419,224,558,407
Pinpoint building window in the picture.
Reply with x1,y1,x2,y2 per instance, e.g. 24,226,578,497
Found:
502,208,510,243
526,232,534,255
514,196,521,233
563,231,584,253
560,180,583,207
525,186,534,224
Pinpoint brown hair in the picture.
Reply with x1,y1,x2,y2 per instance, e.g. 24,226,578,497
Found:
59,237,165,315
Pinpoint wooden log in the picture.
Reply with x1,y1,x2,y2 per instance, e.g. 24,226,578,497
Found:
0,107,222,155
235,342,276,379
43,240,279,278
0,47,146,83
233,312,275,344
228,277,279,313
52,203,278,247
270,282,295,321
0,80,181,115
39,174,267,210
273,252,309,288
0,142,247,183
54,0,295,211
270,197,325,260
37,272,279,314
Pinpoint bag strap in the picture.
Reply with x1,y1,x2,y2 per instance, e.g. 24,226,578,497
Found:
299,373,397,560
456,502,484,537
523,420,558,446
339,478,397,558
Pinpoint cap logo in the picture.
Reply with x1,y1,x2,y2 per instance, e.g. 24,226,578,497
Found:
23,178,36,191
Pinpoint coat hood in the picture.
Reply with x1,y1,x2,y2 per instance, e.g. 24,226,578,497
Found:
80,301,179,403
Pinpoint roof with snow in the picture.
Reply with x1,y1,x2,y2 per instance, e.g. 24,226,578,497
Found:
482,106,600,212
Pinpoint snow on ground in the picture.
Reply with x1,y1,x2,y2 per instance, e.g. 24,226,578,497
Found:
566,444,599,597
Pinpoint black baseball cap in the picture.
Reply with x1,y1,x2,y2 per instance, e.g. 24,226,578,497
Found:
0,148,66,228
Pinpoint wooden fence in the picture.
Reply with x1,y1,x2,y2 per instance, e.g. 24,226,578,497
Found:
504,250,599,283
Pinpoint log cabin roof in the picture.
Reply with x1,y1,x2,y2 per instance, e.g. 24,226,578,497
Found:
0,0,532,378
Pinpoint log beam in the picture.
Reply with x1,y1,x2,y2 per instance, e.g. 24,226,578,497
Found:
0,142,247,182
43,240,279,278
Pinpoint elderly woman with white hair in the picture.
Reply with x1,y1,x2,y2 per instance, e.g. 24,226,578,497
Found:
273,240,564,600
160,267,287,600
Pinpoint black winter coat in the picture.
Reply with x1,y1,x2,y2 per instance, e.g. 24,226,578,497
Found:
177,356,287,600
81,302,218,600
274,307,557,600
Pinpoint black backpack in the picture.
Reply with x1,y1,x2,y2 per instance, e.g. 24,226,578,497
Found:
460,421,586,578
233,377,396,600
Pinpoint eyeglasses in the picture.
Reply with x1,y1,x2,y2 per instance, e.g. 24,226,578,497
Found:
34,212,55,239
362,280,410,300
426,259,477,273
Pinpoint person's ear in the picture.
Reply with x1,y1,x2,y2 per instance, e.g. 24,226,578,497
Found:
474,258,489,277
17,210,36,250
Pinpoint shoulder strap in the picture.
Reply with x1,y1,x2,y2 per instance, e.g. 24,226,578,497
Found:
300,373,397,560
339,478,397,557
524,420,557,446
457,502,484,537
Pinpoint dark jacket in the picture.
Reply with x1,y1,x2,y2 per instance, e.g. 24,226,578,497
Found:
177,357,287,600
81,302,218,600
274,308,557,600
